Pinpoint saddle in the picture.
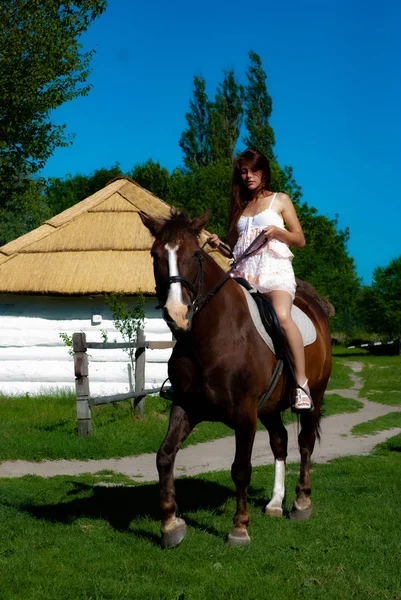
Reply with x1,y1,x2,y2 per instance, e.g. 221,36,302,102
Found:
233,278,317,407
233,277,287,361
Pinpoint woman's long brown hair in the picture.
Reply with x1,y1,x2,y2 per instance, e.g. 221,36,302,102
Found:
228,149,272,241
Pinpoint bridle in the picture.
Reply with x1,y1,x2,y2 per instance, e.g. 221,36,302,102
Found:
155,231,268,317
155,250,205,311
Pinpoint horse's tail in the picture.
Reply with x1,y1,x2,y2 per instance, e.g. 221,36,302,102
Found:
295,278,335,317
295,402,323,443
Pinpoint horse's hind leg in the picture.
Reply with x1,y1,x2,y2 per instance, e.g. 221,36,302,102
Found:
291,397,322,521
228,418,256,547
260,412,288,517
157,404,194,548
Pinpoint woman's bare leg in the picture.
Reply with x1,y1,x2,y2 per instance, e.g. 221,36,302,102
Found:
266,290,311,408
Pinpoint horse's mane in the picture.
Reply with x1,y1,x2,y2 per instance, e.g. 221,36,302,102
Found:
295,278,335,317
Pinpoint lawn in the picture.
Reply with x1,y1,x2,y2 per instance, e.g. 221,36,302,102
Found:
0,364,360,462
322,393,363,417
330,346,401,405
358,356,401,405
3,346,399,463
0,438,400,600
327,346,357,390
352,412,401,436
0,392,232,462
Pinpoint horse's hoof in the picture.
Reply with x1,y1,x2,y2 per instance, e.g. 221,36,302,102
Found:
161,518,187,549
227,529,251,547
265,505,283,518
289,506,312,521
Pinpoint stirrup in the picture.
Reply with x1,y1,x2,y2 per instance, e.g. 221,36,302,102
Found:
292,380,314,413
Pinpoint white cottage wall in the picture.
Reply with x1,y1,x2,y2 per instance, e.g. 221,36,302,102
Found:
0,295,172,396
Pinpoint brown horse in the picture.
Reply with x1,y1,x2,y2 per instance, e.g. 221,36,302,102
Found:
140,210,332,548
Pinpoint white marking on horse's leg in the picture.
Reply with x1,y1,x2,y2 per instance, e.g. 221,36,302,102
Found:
164,243,189,330
265,459,285,516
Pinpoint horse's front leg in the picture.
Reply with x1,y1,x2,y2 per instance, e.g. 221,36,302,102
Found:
157,404,194,548
260,412,288,517
228,418,256,547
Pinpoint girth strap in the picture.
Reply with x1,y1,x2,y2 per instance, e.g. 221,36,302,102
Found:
258,359,284,410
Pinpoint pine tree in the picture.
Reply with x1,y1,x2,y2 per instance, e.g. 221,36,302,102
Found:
209,70,244,163
243,50,276,161
179,76,211,170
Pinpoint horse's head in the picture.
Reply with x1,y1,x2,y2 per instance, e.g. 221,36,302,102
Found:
140,210,210,332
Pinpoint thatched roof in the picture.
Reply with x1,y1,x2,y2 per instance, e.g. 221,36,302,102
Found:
0,178,229,295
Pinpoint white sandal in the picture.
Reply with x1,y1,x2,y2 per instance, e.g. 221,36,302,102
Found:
293,380,314,412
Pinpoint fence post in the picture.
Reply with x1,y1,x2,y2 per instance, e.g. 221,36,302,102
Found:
73,332,91,437
135,326,146,416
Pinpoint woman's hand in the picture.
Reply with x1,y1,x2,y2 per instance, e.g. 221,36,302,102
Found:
262,225,281,242
208,234,221,249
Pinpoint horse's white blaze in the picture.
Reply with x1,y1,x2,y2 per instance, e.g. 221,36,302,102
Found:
266,459,285,510
164,243,189,330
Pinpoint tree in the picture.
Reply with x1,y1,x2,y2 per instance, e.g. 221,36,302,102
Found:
209,70,244,163
170,160,232,240
131,159,231,240
243,50,276,162
104,292,145,414
359,256,401,338
241,52,304,204
292,205,361,324
131,160,171,201
179,76,211,170
0,178,51,245
46,165,123,216
0,0,106,205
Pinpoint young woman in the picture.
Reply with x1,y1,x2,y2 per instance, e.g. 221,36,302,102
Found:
208,149,312,411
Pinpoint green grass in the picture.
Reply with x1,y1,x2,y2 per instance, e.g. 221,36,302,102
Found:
0,391,232,462
327,360,353,390
357,356,401,404
0,351,366,463
330,345,369,358
329,347,401,405
374,432,401,454
0,383,363,462
322,393,363,416
352,412,401,436
0,442,400,600
328,346,368,390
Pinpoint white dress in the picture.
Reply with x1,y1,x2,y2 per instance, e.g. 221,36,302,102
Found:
231,193,297,299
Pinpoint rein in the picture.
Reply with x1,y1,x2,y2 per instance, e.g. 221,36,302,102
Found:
155,231,267,314
192,231,268,314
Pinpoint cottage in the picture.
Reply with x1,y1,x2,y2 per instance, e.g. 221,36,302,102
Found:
0,178,227,396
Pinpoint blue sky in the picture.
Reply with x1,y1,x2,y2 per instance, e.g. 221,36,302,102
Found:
41,0,401,284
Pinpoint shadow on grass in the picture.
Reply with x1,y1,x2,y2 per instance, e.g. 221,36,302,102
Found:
20,477,238,546
33,420,71,432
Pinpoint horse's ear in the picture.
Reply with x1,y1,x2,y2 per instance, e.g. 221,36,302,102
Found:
139,212,163,236
190,209,211,235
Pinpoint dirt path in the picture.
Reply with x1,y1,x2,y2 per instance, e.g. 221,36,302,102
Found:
1,362,400,480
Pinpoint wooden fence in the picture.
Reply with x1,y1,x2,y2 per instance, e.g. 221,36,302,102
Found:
73,330,175,437
347,338,401,355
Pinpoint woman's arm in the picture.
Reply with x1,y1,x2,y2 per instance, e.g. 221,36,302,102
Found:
263,193,305,248
208,233,237,257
